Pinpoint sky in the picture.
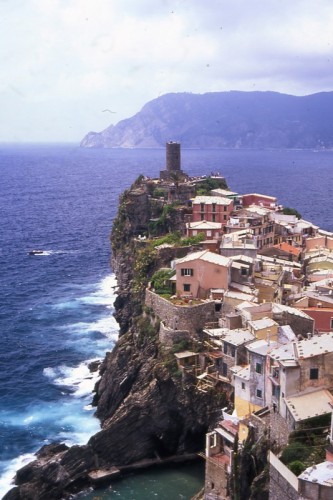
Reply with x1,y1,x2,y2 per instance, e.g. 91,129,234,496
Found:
1,0,333,143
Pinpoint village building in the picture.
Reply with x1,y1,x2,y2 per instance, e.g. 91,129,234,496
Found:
200,327,255,391
173,249,231,299
210,187,241,206
220,233,257,259
191,195,234,227
241,192,277,210
259,242,302,262
268,332,333,428
185,219,223,240
225,206,275,250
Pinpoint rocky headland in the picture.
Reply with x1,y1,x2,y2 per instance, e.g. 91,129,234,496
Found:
3,176,231,499
80,90,333,150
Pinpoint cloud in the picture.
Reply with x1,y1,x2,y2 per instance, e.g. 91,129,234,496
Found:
1,0,333,141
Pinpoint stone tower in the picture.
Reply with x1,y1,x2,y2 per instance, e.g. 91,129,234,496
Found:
166,141,181,172
160,141,186,181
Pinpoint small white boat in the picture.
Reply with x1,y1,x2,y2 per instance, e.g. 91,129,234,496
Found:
28,250,44,255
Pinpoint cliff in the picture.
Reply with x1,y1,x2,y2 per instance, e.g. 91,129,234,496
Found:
80,90,333,150
4,178,225,499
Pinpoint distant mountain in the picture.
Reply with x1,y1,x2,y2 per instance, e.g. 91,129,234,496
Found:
80,91,333,149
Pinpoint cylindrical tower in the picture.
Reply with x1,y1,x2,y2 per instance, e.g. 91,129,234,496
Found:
166,141,181,172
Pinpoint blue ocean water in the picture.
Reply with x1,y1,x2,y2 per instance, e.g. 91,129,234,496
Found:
0,145,332,498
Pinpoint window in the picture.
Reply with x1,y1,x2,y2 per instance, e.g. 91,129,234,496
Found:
207,230,212,237
223,343,228,354
200,203,205,211
224,206,227,211
231,347,236,357
241,382,245,390
223,215,227,220
330,318,333,329
183,284,191,292
212,214,216,222
181,268,193,276
310,368,319,380
241,267,248,276
256,389,263,399
255,362,263,374
212,203,216,212
222,363,228,377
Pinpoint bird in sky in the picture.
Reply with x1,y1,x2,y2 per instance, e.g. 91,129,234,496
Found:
102,109,116,113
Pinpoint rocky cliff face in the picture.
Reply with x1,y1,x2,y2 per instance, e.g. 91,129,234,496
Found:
80,90,333,150
4,178,224,500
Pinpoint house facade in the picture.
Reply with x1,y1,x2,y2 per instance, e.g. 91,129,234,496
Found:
174,250,231,299
191,195,234,226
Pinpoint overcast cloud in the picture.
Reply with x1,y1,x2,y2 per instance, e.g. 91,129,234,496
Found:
1,0,333,142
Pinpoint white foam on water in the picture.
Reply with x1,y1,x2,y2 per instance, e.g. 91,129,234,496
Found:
68,316,119,338
43,359,101,398
0,274,118,495
0,453,35,498
78,274,118,306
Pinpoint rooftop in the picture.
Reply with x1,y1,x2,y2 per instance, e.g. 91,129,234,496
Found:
248,317,278,331
273,242,302,257
204,327,255,346
175,249,230,267
295,332,333,358
211,188,239,197
192,195,233,206
174,351,198,359
247,339,278,356
299,461,333,488
285,389,333,422
270,342,296,362
186,220,222,230
233,365,250,381
242,193,277,201
224,290,258,302
272,303,314,320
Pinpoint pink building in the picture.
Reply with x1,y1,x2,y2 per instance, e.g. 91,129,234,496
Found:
174,250,231,299
192,196,234,227
241,193,277,210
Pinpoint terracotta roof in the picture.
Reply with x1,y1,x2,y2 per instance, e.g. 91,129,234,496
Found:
273,242,301,257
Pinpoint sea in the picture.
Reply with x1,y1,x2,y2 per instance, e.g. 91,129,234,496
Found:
0,144,332,499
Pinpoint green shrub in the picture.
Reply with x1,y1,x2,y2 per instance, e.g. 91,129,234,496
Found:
194,176,228,195
288,460,306,476
153,187,167,198
282,207,302,219
280,442,308,464
151,231,181,247
180,232,205,246
151,268,176,294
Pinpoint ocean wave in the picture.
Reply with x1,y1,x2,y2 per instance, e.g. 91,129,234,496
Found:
0,453,36,498
78,274,118,306
43,359,101,398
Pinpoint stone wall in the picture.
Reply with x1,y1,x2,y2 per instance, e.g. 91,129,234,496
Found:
274,310,314,337
269,452,299,500
270,410,290,450
159,322,191,347
247,408,289,450
204,459,230,500
145,289,217,336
